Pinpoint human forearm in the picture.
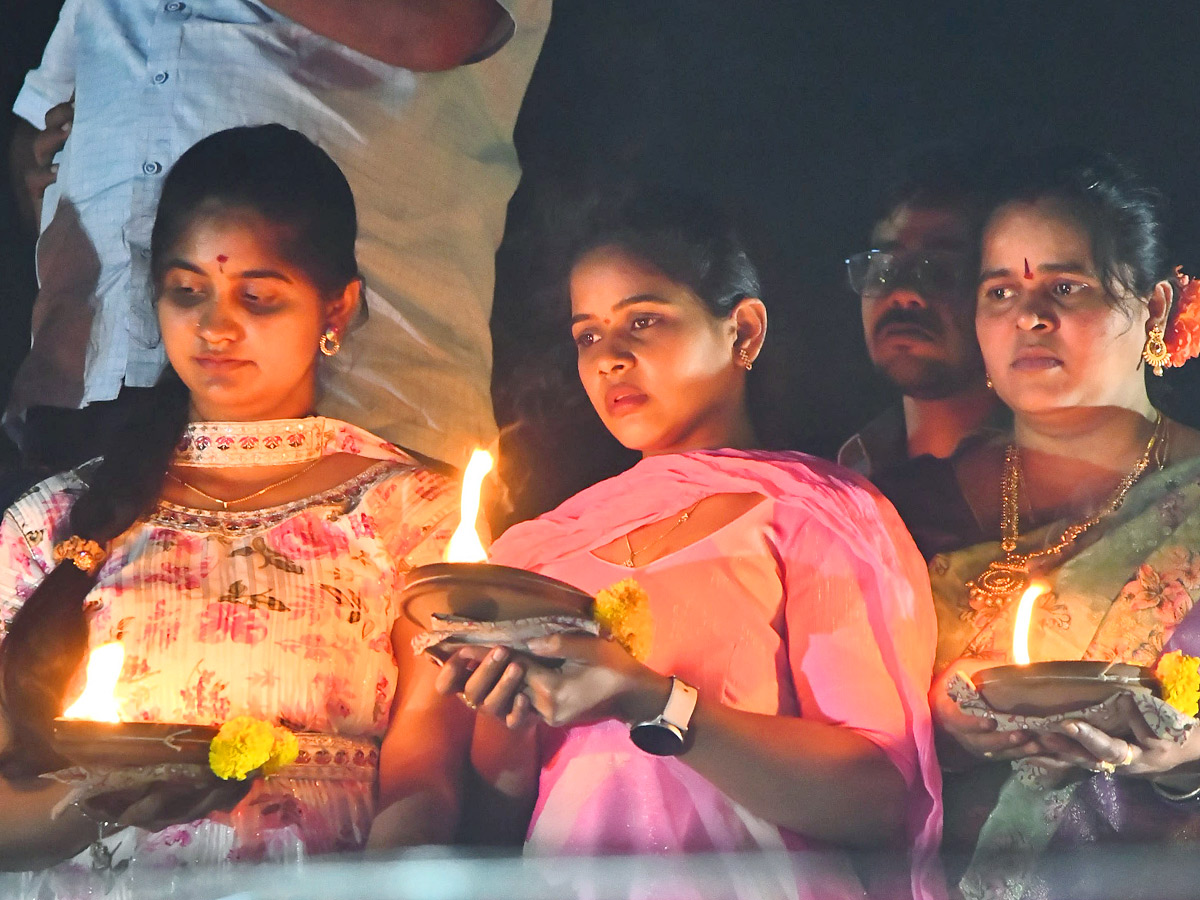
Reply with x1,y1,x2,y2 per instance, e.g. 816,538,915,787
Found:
371,628,474,850
458,715,537,846
259,0,503,70
0,777,98,870
372,714,465,848
369,784,458,849
9,100,73,234
9,120,40,234
621,678,908,847
467,636,912,848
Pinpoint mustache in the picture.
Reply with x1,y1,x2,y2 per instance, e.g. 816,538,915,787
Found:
873,307,943,339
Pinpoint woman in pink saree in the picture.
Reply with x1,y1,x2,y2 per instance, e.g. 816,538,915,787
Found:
433,188,942,897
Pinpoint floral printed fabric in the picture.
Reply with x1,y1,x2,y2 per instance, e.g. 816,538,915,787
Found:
931,456,1200,676
930,455,1200,899
0,419,457,884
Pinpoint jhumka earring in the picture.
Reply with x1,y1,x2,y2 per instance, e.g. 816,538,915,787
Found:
738,347,753,371
319,328,341,357
1143,325,1169,376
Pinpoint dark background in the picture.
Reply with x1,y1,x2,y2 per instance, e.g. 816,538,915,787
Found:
6,1,1200,518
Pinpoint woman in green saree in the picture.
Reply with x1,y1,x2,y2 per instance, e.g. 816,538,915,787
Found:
921,149,1200,898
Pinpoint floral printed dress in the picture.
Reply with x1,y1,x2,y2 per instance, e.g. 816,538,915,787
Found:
0,418,456,891
930,455,1200,898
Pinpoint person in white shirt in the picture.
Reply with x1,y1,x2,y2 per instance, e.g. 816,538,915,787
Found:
9,0,551,470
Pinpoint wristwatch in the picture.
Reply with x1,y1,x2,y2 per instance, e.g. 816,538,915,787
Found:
629,675,698,756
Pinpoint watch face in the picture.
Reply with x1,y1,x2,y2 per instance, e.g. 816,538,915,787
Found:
629,721,685,756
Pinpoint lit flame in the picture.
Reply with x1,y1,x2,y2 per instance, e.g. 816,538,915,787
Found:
61,642,125,722
444,449,494,563
1011,582,1048,666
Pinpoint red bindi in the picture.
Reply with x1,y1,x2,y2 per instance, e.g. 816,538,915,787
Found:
1023,258,1034,280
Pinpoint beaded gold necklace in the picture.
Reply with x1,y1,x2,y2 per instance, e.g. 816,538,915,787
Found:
967,416,1168,608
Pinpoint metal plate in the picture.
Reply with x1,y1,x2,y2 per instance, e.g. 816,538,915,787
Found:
400,563,593,628
973,661,1158,717
52,720,217,768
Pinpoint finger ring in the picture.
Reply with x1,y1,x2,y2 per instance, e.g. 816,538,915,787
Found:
1096,760,1116,774
457,692,477,711
1119,744,1136,767
982,751,994,759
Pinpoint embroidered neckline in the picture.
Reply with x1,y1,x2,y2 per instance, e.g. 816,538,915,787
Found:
173,417,330,467
150,460,400,535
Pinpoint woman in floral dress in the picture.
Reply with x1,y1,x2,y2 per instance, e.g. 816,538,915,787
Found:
0,125,467,891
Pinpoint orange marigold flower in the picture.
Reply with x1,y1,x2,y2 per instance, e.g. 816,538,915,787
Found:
592,578,654,662
210,715,299,781
1165,268,1200,368
1156,649,1200,718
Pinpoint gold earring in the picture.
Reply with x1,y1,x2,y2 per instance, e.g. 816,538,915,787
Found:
738,347,753,371
1143,325,1169,376
319,328,341,357
985,373,993,390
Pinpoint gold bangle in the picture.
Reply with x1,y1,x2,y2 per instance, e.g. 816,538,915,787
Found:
53,536,107,577
1152,779,1200,802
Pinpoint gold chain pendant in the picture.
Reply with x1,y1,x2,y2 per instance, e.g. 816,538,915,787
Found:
967,558,1031,608
967,415,1165,612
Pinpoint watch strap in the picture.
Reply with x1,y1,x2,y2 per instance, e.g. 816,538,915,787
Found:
628,676,699,756
658,676,698,732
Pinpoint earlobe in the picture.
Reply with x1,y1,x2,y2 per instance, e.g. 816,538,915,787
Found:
732,297,768,368
326,277,363,334
1148,279,1173,331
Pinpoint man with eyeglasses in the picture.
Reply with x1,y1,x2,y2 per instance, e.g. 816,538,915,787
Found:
838,146,1004,485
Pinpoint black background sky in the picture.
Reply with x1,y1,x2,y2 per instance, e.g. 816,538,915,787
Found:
5,1,1200,516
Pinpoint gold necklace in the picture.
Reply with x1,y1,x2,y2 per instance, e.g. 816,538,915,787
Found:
166,458,324,510
967,415,1168,608
624,499,703,568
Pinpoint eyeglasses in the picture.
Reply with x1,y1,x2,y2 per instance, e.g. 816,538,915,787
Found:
845,249,972,300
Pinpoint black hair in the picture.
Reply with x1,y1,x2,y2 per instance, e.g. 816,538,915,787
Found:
873,140,997,232
151,124,359,297
566,184,762,318
491,181,767,527
984,146,1169,307
0,375,189,776
0,125,358,777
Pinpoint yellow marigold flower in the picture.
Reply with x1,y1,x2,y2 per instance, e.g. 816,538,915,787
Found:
1156,650,1200,718
262,725,300,775
209,715,279,781
592,578,654,663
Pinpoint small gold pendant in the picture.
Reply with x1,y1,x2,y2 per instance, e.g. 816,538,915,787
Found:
967,559,1030,608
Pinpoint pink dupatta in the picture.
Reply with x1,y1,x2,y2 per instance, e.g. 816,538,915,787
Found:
492,450,942,893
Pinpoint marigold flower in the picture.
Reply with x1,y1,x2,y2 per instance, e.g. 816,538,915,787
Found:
1155,649,1200,718
592,578,654,662
262,725,300,775
209,715,297,780
1166,268,1200,369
